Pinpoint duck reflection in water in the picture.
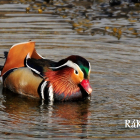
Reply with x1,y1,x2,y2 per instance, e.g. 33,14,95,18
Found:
2,88,91,135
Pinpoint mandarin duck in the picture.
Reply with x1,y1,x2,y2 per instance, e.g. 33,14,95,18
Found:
0,41,92,101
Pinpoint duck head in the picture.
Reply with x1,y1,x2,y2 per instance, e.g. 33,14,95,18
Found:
45,55,92,101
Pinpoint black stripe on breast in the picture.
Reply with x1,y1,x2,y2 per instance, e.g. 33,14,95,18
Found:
3,68,17,82
38,80,49,100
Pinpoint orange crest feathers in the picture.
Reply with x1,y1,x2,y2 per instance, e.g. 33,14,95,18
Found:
1,41,42,76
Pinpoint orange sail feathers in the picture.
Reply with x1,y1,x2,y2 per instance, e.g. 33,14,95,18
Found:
1,41,42,76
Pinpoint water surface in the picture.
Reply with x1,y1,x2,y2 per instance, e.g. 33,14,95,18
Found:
0,0,140,139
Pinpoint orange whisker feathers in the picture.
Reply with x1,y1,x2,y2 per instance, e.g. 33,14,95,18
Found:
45,68,80,98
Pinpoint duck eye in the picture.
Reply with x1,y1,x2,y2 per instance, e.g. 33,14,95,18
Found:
74,70,78,75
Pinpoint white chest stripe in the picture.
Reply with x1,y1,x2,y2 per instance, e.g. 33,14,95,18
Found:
48,84,54,102
40,81,54,101
41,81,47,100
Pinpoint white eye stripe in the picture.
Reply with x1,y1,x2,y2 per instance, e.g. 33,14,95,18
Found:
50,60,90,77
49,60,74,69
49,60,80,73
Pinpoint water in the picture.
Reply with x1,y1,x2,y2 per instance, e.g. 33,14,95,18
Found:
0,0,140,139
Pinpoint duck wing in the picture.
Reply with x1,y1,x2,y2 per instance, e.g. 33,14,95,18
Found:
26,58,56,78
1,41,42,76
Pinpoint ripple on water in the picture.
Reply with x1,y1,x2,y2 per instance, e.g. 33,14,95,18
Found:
0,0,140,139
